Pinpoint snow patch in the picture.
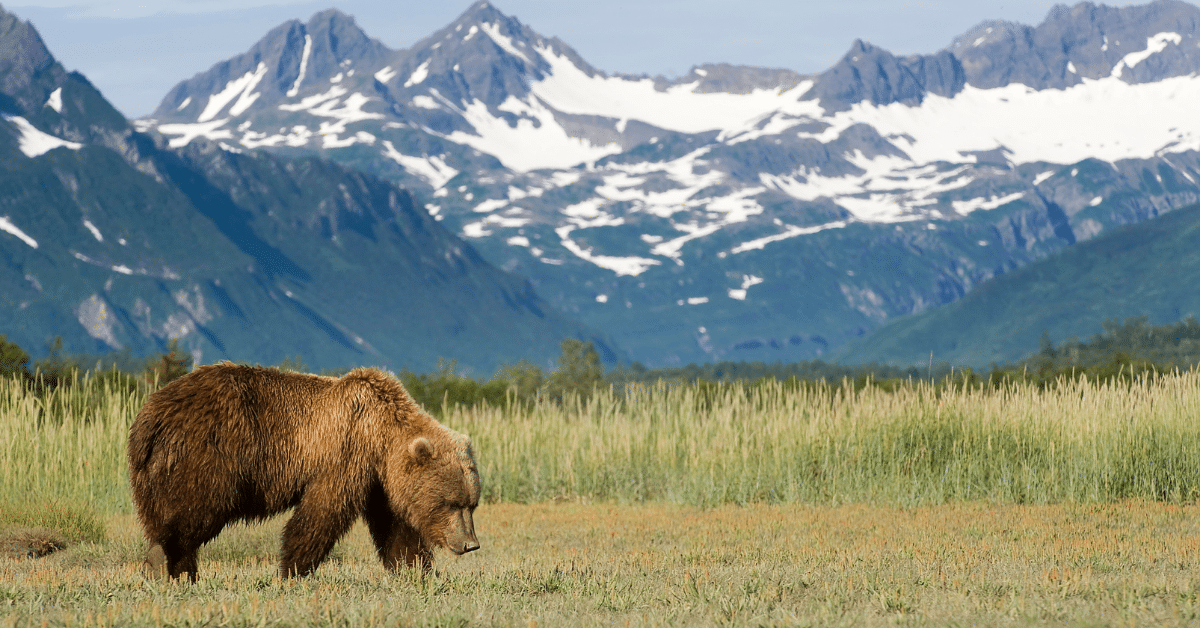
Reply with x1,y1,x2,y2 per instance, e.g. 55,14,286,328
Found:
157,118,233,148
727,275,764,300
82,219,103,242
4,115,82,157
730,221,849,254
480,22,532,65
557,226,661,276
286,34,313,98
176,96,191,111
761,156,973,223
199,62,267,122
415,96,448,112
278,86,384,146
380,141,459,189
951,191,1025,215
444,96,621,171
533,43,820,136
817,75,1200,167
45,87,62,113
374,65,397,83
0,216,37,248
76,294,121,349
473,198,509,213
405,60,431,87
1112,32,1181,79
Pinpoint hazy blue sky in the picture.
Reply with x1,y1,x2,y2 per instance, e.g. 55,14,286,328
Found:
6,0,1154,117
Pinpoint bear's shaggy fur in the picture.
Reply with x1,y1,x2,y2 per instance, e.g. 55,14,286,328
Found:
127,363,480,581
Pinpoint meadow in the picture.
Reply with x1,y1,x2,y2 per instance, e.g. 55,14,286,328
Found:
4,370,1200,625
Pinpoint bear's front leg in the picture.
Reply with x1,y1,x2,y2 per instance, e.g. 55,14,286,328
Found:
384,519,433,573
280,482,359,578
363,486,432,573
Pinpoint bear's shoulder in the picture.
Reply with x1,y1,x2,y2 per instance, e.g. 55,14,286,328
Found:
336,368,422,416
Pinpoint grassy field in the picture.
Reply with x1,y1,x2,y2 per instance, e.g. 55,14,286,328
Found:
4,501,1200,626
5,371,1200,625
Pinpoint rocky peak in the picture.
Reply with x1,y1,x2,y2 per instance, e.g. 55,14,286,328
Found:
152,8,389,120
805,39,964,111
300,9,390,81
951,0,1200,89
0,6,55,104
380,0,563,110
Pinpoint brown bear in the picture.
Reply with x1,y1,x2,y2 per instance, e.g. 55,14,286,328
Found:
127,362,480,581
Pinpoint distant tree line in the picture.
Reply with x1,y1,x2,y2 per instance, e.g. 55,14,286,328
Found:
0,334,193,394
5,316,1200,410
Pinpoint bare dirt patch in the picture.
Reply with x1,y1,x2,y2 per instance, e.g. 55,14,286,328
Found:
0,527,68,559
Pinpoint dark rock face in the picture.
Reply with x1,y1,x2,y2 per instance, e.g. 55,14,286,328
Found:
0,8,54,101
951,0,1200,89
804,40,966,111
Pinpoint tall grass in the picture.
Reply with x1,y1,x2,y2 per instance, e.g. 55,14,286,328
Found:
4,370,1200,515
454,373,1200,506
0,372,143,516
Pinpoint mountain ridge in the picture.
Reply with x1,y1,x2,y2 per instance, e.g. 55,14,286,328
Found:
130,0,1200,367
0,3,608,373
835,200,1200,368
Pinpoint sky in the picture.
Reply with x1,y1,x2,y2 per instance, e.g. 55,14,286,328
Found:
6,0,1155,118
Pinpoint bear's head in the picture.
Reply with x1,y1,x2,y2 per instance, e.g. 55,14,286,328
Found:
389,430,481,555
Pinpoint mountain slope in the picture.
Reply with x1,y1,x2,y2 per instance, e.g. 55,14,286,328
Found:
834,201,1200,367
0,5,604,373
140,0,1200,367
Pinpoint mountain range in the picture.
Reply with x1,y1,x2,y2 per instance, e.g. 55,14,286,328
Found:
137,0,1200,367
6,0,1200,371
0,4,600,374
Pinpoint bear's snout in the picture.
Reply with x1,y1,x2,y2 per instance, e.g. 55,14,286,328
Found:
443,508,479,555
446,533,480,555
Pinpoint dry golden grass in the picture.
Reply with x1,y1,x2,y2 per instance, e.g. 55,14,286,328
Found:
4,501,1200,626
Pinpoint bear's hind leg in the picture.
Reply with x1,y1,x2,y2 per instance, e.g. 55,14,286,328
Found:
143,512,227,582
143,543,167,579
280,485,359,578
149,536,201,582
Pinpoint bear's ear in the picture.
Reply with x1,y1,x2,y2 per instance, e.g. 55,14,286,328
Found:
409,437,435,464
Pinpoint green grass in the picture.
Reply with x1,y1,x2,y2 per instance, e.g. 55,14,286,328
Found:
0,501,105,545
451,374,1200,506
0,373,141,515
6,370,1200,514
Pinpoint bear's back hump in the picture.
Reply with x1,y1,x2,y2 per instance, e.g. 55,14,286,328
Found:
144,363,337,433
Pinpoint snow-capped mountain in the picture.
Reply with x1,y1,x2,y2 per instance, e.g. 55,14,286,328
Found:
0,4,603,373
143,0,1200,367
